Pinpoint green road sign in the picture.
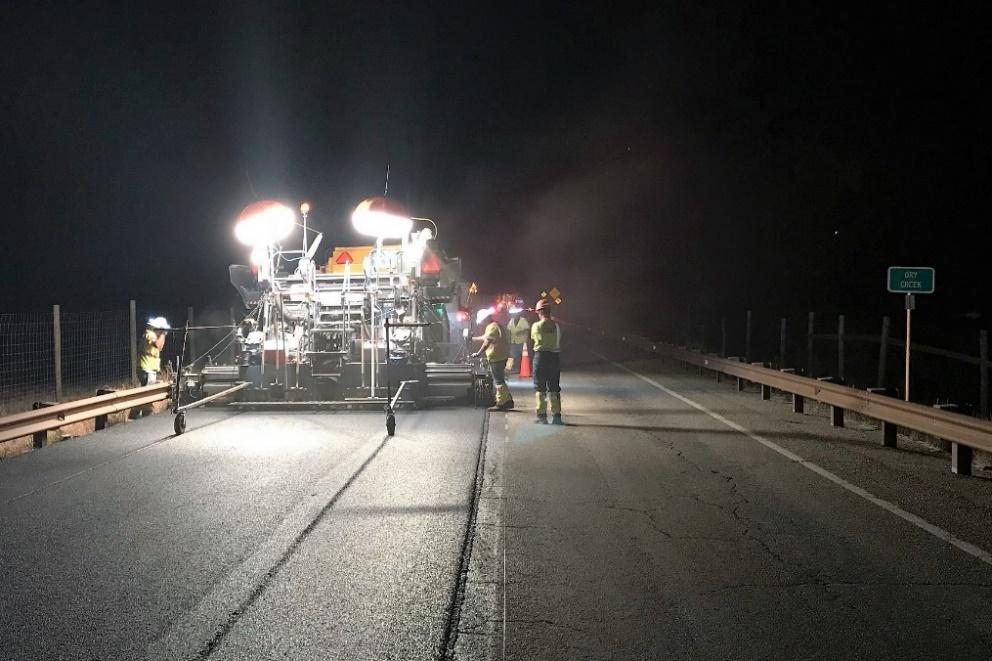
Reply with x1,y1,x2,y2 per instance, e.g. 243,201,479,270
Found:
887,267,935,294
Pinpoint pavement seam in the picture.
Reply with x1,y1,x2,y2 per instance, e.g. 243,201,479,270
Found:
166,431,393,660
439,409,490,660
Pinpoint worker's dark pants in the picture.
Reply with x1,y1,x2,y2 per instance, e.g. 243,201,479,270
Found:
490,359,507,387
532,352,560,392
489,358,512,405
533,351,561,415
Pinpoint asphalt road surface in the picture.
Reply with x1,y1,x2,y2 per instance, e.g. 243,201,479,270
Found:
3,337,992,660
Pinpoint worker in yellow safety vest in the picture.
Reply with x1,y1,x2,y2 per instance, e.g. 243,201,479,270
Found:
531,299,562,424
140,316,170,386
471,308,515,411
133,316,170,419
506,307,531,374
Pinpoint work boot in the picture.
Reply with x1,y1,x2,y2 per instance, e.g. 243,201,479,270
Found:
551,413,563,425
535,413,548,424
503,399,515,410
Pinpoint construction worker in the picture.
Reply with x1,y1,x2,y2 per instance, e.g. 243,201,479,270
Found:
140,317,170,386
506,307,531,374
132,317,169,419
471,308,514,411
531,299,562,424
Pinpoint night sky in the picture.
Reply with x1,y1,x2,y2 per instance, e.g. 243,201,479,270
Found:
2,2,988,339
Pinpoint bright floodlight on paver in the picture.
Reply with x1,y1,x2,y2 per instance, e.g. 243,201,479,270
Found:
234,200,295,246
351,197,413,239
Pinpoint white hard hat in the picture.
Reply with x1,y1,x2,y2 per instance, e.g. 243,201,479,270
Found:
147,316,171,330
476,307,495,325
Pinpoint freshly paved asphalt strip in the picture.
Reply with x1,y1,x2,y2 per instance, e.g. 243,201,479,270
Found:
0,406,484,661
452,343,992,660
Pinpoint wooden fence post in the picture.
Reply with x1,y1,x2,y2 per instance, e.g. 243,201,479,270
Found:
837,314,845,383
53,304,62,401
745,310,752,364
877,316,890,389
129,300,138,386
779,318,787,368
721,317,727,357
981,330,989,418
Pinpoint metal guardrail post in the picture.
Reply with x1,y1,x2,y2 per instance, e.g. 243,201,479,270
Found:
830,405,844,428
877,316,890,388
53,304,62,401
882,420,898,448
837,314,845,383
95,388,116,430
952,443,973,476
806,312,815,377
744,310,752,364
792,393,804,413
130,300,138,386
980,330,988,419
31,402,53,448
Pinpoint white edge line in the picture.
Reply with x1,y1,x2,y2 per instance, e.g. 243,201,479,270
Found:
598,352,992,568
501,421,509,661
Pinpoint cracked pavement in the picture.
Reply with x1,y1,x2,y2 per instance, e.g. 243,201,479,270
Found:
454,340,992,660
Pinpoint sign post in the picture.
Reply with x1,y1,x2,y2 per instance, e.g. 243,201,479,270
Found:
887,267,935,402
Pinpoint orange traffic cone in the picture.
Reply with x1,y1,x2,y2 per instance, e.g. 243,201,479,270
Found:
519,344,532,378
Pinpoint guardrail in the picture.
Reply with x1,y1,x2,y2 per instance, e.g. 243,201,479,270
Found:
617,333,992,476
0,383,172,447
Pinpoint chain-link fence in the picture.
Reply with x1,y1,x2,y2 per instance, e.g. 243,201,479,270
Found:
1,306,136,416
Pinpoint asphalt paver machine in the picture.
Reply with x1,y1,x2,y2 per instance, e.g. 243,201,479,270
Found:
172,198,492,436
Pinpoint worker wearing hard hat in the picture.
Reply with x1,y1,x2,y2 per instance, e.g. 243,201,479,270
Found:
506,307,530,374
531,299,562,424
140,317,170,386
471,308,514,411
133,316,169,419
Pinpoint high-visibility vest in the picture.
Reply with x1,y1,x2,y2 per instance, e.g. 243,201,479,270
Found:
507,317,530,344
531,319,561,352
484,321,510,361
139,328,161,372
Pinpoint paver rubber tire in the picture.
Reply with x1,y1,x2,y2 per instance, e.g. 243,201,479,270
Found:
386,413,396,437
174,412,186,436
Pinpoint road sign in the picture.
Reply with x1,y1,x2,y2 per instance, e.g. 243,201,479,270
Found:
887,266,934,403
887,267,935,294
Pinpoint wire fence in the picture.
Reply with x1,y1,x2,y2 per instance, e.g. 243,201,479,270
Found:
0,307,136,416
0,311,55,416
61,310,133,400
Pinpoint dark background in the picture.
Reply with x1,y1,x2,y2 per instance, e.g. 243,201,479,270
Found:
1,2,988,345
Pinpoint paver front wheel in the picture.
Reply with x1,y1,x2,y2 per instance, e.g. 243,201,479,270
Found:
174,412,187,435
386,413,396,436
